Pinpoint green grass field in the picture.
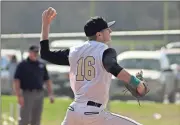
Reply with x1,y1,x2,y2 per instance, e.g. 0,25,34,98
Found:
2,96,180,125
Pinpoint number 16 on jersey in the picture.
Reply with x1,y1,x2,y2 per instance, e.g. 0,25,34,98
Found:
76,56,95,81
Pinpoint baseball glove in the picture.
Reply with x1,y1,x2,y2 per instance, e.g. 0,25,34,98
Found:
123,71,149,106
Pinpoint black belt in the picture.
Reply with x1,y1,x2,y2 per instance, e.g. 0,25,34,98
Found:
23,89,43,92
87,101,102,108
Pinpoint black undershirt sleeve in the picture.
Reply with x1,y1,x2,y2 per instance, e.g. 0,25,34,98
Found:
102,48,123,77
40,40,70,66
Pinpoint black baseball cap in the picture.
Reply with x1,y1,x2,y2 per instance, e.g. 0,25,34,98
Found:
84,16,116,37
29,45,39,52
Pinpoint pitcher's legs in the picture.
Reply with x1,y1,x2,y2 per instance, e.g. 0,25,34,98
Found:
61,106,142,125
103,111,142,125
82,110,142,125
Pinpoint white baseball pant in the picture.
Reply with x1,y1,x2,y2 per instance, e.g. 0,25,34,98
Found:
61,102,143,125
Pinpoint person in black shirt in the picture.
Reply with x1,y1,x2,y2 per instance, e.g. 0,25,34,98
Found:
13,45,54,125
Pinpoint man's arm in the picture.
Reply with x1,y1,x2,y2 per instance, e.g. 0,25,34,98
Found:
43,64,53,97
102,48,145,95
46,79,54,103
13,78,24,107
40,7,69,66
45,80,53,97
13,63,22,97
13,63,24,106
40,40,70,65
13,79,22,97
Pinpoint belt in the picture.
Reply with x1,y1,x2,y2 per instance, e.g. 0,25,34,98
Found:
23,89,43,92
67,105,100,115
87,101,102,108
84,101,102,115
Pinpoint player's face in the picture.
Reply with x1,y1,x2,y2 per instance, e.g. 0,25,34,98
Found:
101,28,112,42
29,51,39,61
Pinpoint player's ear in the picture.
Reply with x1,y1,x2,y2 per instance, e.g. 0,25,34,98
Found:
96,32,101,37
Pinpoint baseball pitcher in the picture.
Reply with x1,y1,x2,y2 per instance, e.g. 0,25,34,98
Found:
40,7,149,125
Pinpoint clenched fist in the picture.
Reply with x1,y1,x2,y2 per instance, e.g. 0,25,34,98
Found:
42,7,57,25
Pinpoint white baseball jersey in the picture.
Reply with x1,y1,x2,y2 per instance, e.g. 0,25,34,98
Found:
68,40,112,107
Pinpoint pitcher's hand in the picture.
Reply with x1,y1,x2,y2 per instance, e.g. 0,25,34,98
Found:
42,7,57,25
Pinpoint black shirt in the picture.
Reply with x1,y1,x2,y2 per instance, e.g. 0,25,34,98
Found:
14,58,49,90
40,40,123,77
